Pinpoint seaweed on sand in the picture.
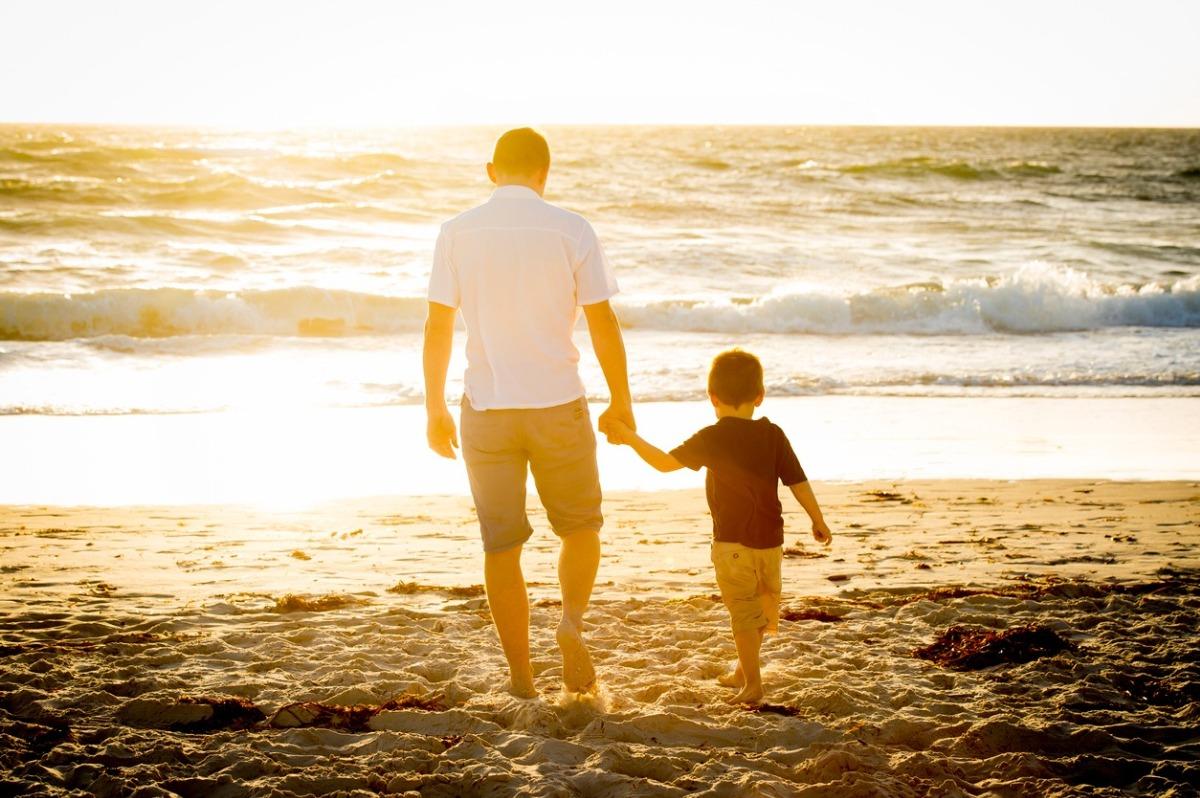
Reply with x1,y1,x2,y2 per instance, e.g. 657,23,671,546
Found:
386,581,485,598
780,608,843,623
176,697,265,732
272,593,367,612
269,695,447,731
0,718,71,750
914,624,1074,670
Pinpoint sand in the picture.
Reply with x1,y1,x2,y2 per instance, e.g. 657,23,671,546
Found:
1,480,1198,797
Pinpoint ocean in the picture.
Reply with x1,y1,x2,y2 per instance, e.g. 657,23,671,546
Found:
1,124,1198,503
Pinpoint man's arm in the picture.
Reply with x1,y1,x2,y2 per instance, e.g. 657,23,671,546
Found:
788,481,832,544
423,301,458,459
609,422,683,473
582,300,634,441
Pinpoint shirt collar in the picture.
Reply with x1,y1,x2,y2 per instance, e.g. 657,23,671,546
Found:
490,185,542,201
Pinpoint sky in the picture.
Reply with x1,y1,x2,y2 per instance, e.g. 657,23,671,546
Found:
1,0,1197,127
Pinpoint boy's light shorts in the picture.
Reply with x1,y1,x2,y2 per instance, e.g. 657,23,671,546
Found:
711,541,783,634
460,396,603,553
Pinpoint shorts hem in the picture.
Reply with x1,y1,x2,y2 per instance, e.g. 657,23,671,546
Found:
481,528,533,554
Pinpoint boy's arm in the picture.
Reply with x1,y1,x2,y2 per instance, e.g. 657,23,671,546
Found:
789,481,832,544
582,300,634,442
611,423,684,472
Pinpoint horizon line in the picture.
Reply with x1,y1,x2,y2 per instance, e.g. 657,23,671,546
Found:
2,119,1199,132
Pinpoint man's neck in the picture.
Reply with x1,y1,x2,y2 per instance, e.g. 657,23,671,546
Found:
494,178,544,197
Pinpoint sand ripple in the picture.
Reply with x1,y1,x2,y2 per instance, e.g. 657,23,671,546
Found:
2,569,1198,797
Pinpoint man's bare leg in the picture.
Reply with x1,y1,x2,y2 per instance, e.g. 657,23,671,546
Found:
484,543,536,698
727,626,765,704
556,529,600,693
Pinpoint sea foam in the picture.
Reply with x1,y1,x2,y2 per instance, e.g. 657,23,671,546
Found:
1,264,1196,341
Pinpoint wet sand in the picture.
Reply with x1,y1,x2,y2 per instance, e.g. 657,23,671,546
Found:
1,480,1198,796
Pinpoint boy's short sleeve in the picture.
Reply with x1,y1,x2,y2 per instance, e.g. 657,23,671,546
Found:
669,427,714,471
427,225,459,309
775,426,807,485
573,221,619,306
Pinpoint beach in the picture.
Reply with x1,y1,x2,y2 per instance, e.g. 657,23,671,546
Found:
3,480,1197,796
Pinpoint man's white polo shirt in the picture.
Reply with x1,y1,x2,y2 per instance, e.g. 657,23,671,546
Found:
427,185,619,410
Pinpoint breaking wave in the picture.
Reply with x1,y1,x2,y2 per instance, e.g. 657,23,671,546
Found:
619,265,1200,335
1,265,1197,341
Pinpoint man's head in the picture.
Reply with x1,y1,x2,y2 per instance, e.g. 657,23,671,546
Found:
708,349,765,413
487,128,551,195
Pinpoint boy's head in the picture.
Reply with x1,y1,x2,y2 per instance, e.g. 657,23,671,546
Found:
487,128,551,195
707,349,764,412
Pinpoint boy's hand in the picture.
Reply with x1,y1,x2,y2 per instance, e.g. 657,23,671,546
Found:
812,520,832,546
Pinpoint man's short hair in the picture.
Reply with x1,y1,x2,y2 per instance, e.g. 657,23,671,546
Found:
708,349,764,407
492,128,550,176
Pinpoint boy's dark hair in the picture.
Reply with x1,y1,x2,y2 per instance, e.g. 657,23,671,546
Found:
492,128,550,176
708,349,764,407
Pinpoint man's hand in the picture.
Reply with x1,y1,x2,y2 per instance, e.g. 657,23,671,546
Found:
597,401,635,444
812,519,832,546
426,404,459,459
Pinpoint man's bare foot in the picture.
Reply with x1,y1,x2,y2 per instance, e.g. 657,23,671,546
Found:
726,683,764,705
556,619,596,693
717,665,745,688
507,679,537,700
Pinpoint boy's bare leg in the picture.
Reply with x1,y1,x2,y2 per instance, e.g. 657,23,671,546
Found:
718,662,746,688
484,544,536,698
556,529,600,692
727,625,765,704
720,593,776,687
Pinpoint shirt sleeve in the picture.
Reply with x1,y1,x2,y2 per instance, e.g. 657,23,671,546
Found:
427,225,459,308
669,427,714,471
573,221,619,306
775,426,807,485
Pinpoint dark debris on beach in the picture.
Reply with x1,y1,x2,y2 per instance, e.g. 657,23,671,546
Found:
914,623,1075,670
269,695,448,732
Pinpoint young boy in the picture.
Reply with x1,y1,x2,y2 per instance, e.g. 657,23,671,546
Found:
607,349,831,704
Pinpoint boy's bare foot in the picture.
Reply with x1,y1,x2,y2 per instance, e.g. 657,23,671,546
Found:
717,662,745,688
726,683,764,705
556,619,596,693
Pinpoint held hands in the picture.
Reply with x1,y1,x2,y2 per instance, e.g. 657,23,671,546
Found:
812,519,833,546
597,401,635,445
426,404,459,459
604,418,636,445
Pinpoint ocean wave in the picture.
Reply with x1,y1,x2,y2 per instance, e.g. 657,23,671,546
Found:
2,265,1197,341
0,287,428,340
0,167,425,212
6,371,1197,416
838,157,1061,181
618,265,1200,334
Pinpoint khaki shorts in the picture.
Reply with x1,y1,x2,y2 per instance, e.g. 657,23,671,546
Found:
711,541,783,634
460,396,603,553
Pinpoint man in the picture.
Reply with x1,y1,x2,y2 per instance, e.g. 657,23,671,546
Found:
423,128,634,698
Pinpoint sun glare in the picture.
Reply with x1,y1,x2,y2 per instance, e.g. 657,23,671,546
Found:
1,1,1197,127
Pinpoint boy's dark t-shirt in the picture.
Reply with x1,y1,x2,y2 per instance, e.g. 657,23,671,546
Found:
669,416,806,549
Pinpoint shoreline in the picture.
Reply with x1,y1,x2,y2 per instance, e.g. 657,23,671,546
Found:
4,395,1199,507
